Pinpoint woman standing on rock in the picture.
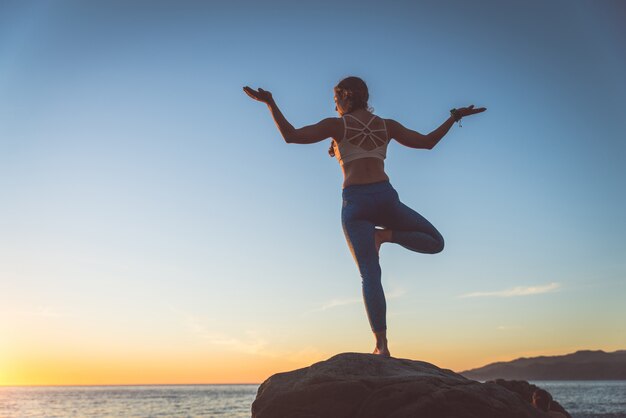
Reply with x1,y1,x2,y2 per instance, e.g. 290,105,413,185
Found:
244,77,486,357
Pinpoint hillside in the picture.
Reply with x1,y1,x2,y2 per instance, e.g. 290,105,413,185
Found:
461,350,626,381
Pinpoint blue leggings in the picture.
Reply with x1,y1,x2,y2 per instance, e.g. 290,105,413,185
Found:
341,181,444,333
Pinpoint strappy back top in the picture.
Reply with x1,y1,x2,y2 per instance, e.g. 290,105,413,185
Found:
332,114,389,166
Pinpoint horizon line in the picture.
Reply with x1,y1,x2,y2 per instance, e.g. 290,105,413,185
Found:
0,382,262,388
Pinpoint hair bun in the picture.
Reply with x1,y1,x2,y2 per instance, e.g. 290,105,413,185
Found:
334,76,370,114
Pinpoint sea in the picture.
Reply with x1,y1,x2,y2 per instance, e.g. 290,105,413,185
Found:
531,381,626,418
0,381,624,418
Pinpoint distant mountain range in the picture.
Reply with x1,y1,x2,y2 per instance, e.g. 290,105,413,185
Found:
460,350,626,381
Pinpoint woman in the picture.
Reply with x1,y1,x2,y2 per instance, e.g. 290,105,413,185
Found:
244,77,486,357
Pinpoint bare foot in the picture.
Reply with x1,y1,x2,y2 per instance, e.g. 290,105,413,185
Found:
374,229,391,253
374,231,382,253
373,347,391,357
373,330,390,357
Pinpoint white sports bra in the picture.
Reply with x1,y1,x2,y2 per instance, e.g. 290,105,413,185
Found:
332,114,389,166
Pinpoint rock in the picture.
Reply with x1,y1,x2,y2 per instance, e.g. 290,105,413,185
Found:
251,352,551,418
489,379,571,418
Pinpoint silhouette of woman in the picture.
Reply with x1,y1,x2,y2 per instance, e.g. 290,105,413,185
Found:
244,77,486,357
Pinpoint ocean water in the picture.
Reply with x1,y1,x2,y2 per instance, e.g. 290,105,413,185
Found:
0,385,259,418
531,381,626,418
0,381,624,417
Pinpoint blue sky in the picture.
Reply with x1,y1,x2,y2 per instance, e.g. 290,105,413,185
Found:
0,0,625,384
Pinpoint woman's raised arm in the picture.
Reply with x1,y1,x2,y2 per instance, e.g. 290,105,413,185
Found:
244,86,341,144
386,119,432,149
388,104,486,150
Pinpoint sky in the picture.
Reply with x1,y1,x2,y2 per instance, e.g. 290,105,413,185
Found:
1,0,625,385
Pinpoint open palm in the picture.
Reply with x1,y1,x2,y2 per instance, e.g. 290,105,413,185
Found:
458,104,487,118
243,86,273,104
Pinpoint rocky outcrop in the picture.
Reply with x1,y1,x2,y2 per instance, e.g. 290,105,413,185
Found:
490,379,571,418
252,353,554,418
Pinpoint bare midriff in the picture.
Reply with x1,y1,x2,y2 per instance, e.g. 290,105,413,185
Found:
342,157,390,188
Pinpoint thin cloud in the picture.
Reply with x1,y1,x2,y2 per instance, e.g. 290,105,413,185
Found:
184,314,268,355
167,306,271,356
17,306,67,318
496,325,520,331
315,297,362,312
308,288,407,313
199,332,269,355
459,282,561,299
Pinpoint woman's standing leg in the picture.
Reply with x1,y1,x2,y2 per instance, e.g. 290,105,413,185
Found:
342,192,390,356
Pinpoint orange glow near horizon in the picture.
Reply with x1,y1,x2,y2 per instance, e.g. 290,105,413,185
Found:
1,339,329,386
3,303,624,386
3,353,276,386
3,342,624,386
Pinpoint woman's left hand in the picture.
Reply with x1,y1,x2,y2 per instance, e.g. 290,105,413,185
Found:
243,86,273,104
457,105,487,117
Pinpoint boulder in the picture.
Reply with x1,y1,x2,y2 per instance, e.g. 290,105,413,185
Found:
252,352,552,418
489,379,571,418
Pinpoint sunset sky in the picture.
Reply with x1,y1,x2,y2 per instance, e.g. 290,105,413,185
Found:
1,0,625,385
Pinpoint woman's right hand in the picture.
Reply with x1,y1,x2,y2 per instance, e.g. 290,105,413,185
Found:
243,86,273,104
